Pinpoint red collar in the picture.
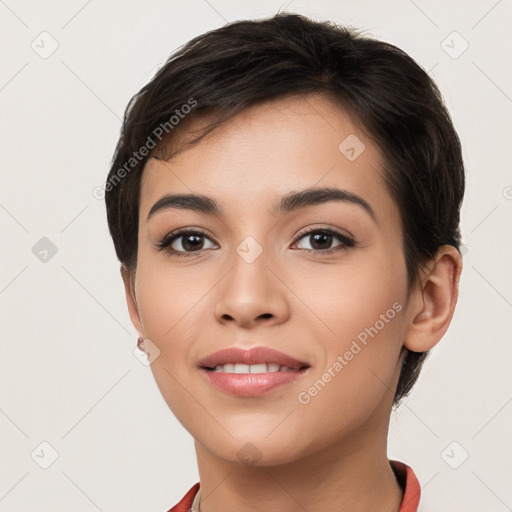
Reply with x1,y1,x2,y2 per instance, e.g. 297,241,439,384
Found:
391,460,421,511
167,481,200,512
167,460,421,512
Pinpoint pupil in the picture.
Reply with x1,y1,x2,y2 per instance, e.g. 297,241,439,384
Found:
311,233,331,250
184,234,203,251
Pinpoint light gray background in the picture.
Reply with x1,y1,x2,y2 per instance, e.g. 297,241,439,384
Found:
1,1,511,511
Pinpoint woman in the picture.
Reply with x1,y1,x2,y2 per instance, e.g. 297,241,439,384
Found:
104,12,464,512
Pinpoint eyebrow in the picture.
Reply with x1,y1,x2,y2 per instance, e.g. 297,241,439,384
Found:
146,187,376,222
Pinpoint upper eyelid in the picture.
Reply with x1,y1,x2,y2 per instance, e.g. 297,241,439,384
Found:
158,227,214,247
295,224,354,241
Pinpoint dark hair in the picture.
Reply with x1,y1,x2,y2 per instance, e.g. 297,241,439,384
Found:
104,12,465,405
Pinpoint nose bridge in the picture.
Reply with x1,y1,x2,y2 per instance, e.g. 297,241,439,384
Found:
213,231,288,326
228,233,273,301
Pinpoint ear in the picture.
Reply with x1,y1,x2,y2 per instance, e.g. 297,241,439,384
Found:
403,245,463,352
120,265,143,337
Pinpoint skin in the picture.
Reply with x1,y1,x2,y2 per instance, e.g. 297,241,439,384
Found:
121,94,462,512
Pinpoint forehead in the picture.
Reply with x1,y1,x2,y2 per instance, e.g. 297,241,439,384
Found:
139,95,399,228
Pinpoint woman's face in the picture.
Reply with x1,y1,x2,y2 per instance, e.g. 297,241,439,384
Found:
126,95,411,465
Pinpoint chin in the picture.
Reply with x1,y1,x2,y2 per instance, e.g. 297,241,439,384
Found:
195,430,304,467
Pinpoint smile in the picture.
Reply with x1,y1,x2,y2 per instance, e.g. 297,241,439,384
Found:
206,363,304,373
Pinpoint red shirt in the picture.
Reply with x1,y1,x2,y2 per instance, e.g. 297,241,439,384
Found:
166,460,421,512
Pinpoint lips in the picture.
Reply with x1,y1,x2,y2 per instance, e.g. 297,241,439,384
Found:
198,346,310,371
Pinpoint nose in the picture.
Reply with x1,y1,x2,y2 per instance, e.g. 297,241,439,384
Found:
213,245,290,329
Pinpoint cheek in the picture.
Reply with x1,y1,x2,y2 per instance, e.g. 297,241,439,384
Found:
132,251,222,391
133,260,206,427
292,252,407,414
292,246,406,344
293,300,406,454
134,251,210,341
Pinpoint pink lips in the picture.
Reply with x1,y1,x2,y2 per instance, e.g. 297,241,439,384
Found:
198,346,311,397
198,346,309,370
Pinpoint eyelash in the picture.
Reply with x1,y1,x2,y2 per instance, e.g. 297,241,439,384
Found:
156,226,356,259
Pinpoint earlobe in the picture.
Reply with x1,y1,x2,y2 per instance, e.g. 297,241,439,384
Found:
120,265,143,336
403,245,462,353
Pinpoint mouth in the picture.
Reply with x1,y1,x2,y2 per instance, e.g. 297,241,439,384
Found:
197,345,311,396
202,363,310,373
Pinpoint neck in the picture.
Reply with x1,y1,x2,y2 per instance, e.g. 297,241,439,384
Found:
194,421,403,512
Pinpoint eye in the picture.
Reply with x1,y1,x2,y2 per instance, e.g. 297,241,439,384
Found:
156,226,356,259
156,229,217,258
292,227,355,255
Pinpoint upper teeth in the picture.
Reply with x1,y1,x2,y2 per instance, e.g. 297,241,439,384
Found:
212,363,295,373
